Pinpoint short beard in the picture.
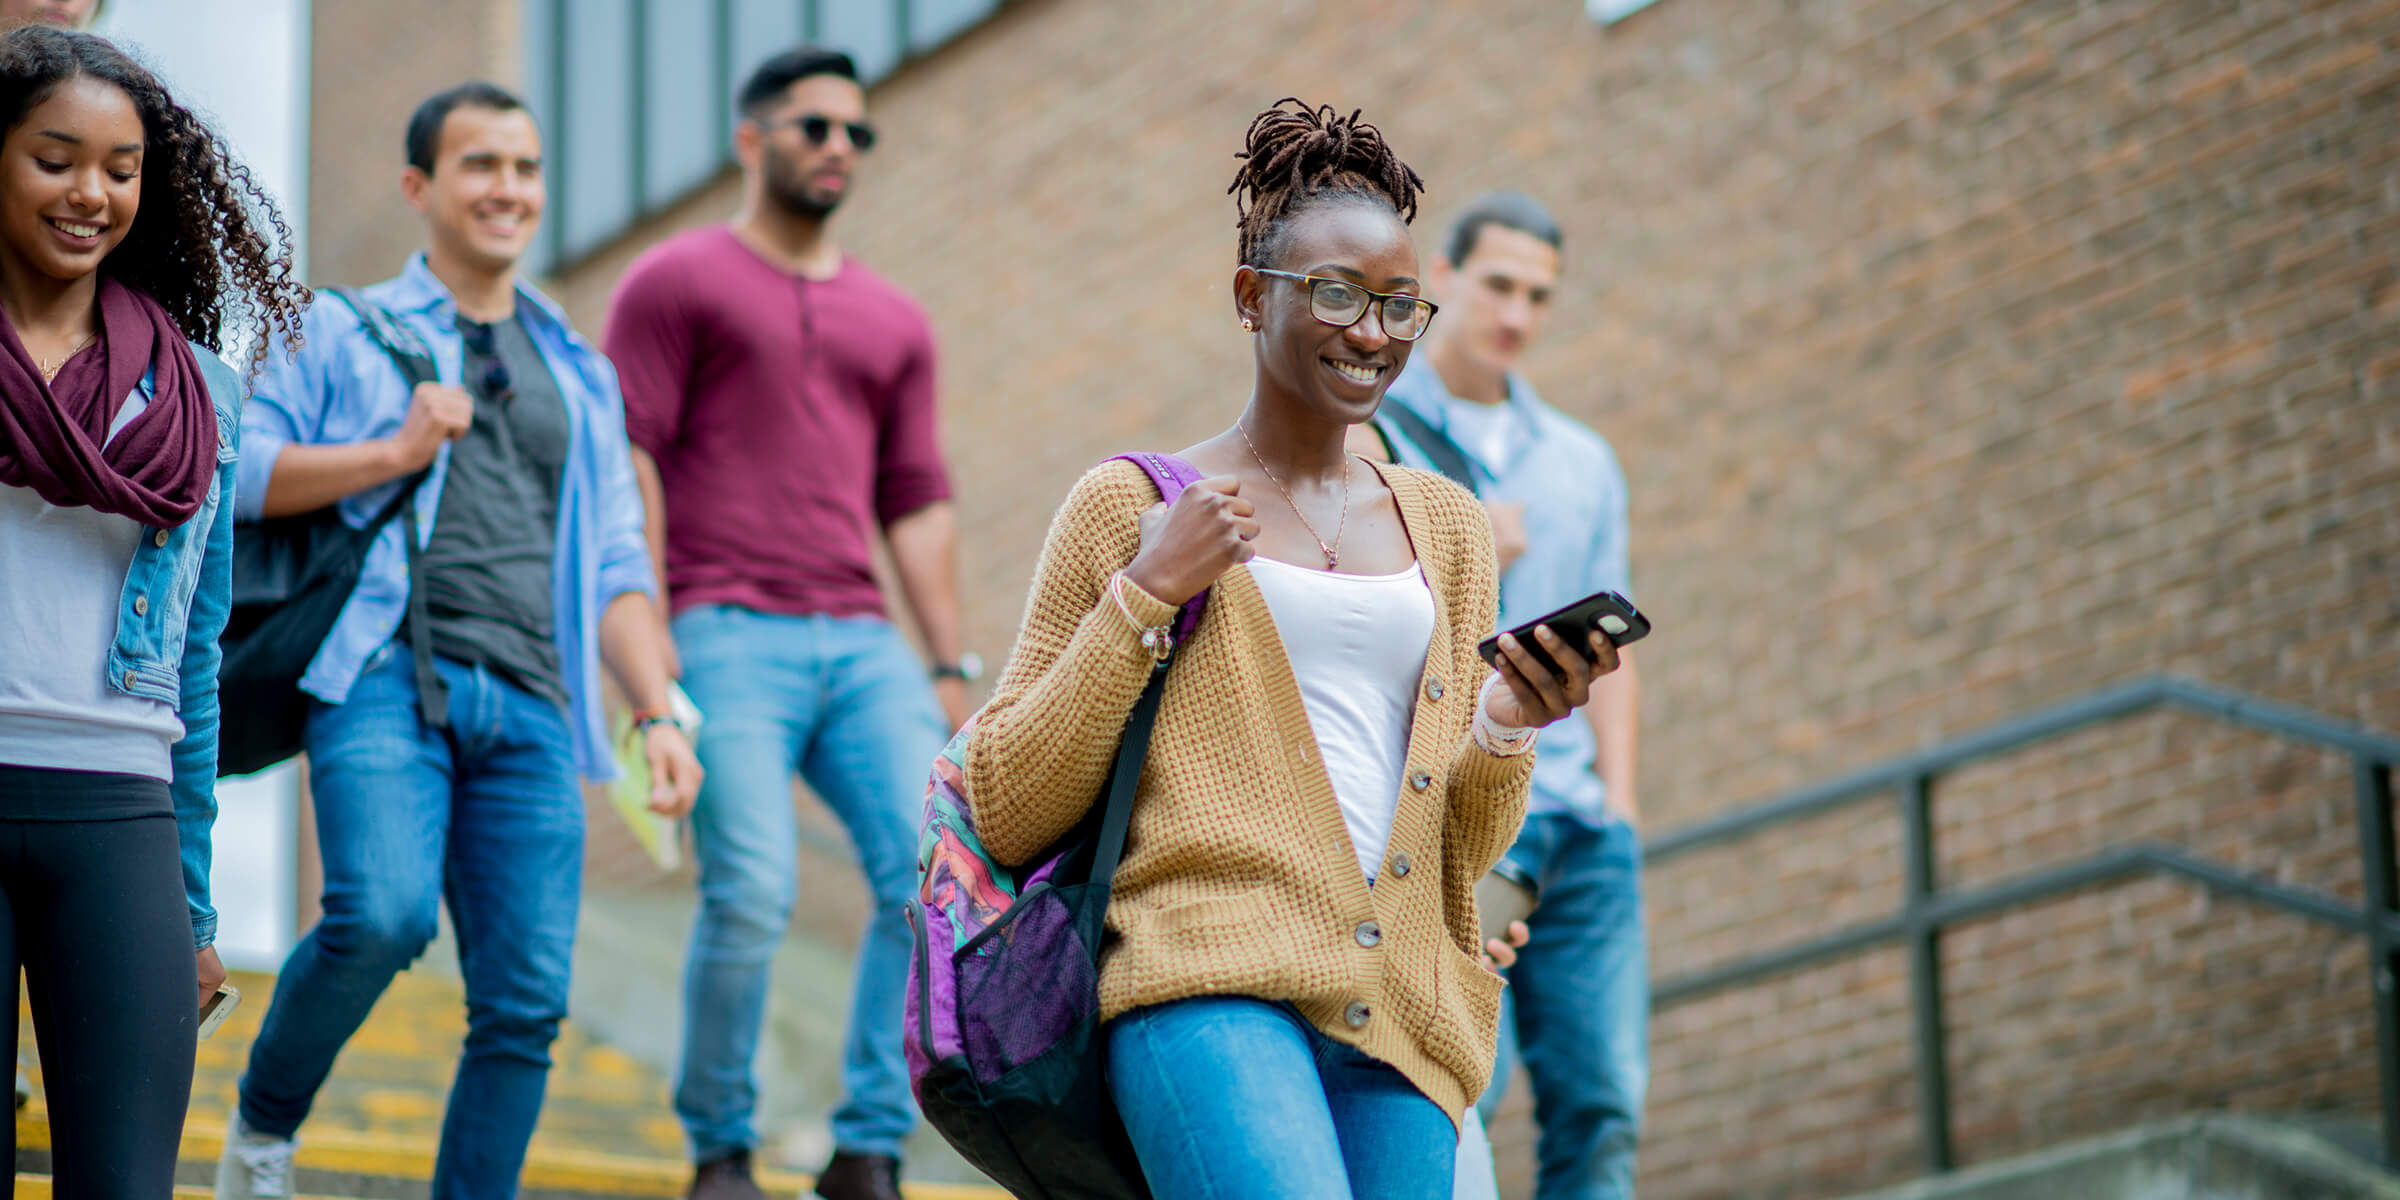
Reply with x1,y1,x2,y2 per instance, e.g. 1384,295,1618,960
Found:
769,182,843,221
763,147,844,221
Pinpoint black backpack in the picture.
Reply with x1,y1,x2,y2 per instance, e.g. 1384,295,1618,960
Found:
218,289,448,777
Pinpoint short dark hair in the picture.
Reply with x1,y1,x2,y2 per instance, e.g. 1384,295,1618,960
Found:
1444,190,1563,267
405,81,528,175
737,46,858,117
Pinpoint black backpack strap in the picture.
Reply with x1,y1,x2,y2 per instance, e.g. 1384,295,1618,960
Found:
1376,399,1479,495
323,287,439,388
321,287,449,730
1089,661,1170,889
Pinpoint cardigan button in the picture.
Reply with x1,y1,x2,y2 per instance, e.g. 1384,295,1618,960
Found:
1425,678,1444,701
1409,771,1433,792
1343,1001,1370,1028
1390,853,1412,878
1354,921,1382,948
153,529,170,548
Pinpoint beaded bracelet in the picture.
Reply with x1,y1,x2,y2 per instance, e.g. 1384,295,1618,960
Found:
1109,572,1175,663
1472,676,1539,757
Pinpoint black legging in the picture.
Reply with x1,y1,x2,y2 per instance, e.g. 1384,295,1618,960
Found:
1,764,196,1197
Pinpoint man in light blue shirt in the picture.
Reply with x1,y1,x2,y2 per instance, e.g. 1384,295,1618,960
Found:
216,83,701,1198
1370,192,1648,1199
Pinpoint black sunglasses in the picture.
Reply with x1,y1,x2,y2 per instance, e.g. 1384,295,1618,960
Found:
783,113,877,153
460,321,511,401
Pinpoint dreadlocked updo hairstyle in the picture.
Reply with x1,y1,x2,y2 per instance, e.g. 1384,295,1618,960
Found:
1228,98,1425,269
0,26,309,361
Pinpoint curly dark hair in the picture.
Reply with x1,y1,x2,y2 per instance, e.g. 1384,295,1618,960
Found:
0,26,308,360
1228,98,1425,268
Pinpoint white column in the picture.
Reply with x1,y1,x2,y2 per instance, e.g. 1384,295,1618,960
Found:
94,0,314,972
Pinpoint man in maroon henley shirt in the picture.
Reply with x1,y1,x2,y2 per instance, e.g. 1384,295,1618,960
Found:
603,46,966,1200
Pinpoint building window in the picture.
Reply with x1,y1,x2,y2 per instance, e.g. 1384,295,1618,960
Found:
520,0,1001,273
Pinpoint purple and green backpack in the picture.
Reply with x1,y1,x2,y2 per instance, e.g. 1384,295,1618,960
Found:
905,453,1207,1199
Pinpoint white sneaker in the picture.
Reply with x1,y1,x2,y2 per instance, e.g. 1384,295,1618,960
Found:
214,1116,299,1200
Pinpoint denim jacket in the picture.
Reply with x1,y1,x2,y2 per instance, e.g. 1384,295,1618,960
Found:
236,255,658,781
104,343,243,950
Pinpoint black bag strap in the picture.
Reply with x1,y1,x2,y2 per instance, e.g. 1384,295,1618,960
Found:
1088,661,1170,888
1377,399,1479,495
322,287,449,729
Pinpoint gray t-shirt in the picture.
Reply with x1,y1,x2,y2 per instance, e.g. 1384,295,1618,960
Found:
407,313,570,709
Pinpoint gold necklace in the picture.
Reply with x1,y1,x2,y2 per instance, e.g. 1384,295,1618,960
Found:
36,333,95,383
1237,421,1350,570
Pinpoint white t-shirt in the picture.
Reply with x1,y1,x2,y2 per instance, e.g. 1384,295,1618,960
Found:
0,389,184,780
1247,556,1435,881
1437,394,1520,472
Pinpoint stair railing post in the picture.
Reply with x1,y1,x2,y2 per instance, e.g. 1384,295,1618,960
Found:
1902,773,1955,1174
2357,758,2399,1169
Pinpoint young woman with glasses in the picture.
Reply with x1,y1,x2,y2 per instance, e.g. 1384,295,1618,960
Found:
0,25,306,1186
963,99,1619,1199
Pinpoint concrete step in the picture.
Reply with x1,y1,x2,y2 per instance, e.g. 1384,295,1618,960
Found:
17,960,1005,1200
1845,1115,2399,1200
12,1174,341,1200
13,1117,1000,1200
21,967,686,1157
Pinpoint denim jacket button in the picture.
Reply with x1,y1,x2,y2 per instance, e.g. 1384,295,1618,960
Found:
152,529,170,548
122,670,138,690
133,595,148,617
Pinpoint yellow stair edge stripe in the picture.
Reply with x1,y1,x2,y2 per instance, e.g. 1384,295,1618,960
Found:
13,1175,342,1200
14,1115,1005,1199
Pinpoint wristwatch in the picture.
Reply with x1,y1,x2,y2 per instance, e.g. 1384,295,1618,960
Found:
930,652,984,683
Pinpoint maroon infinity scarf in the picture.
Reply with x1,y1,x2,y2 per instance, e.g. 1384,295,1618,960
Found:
0,277,216,526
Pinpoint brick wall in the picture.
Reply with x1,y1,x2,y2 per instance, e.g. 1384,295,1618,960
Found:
525,0,2400,1196
306,0,520,287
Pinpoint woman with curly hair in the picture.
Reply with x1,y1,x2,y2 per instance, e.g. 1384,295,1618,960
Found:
0,23,306,1187
963,99,1619,1199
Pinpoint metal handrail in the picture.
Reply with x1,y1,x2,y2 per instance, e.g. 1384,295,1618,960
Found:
1645,674,2400,1174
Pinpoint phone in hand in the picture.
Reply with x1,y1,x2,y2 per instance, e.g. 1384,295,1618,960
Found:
198,983,242,1041
1477,589,1651,679
1476,862,1540,952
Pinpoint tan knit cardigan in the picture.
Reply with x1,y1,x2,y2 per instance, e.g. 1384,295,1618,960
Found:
964,457,1534,1125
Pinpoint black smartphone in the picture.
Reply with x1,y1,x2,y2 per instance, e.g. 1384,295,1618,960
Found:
1476,589,1650,678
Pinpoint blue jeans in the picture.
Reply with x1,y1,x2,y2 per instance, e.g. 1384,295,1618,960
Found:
670,608,946,1161
1478,812,1648,1200
1108,996,1457,1200
239,647,584,1199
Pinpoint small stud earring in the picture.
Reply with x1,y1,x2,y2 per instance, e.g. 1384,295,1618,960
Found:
1241,318,1256,332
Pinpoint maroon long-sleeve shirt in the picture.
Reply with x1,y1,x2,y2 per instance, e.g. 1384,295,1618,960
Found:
606,227,952,620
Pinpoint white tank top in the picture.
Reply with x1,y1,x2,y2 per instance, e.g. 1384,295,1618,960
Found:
1247,556,1435,882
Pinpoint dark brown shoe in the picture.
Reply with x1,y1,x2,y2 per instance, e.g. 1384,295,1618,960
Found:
690,1149,770,1200
813,1151,902,1200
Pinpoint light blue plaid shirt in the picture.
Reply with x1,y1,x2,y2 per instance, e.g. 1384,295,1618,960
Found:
1375,357,1631,827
